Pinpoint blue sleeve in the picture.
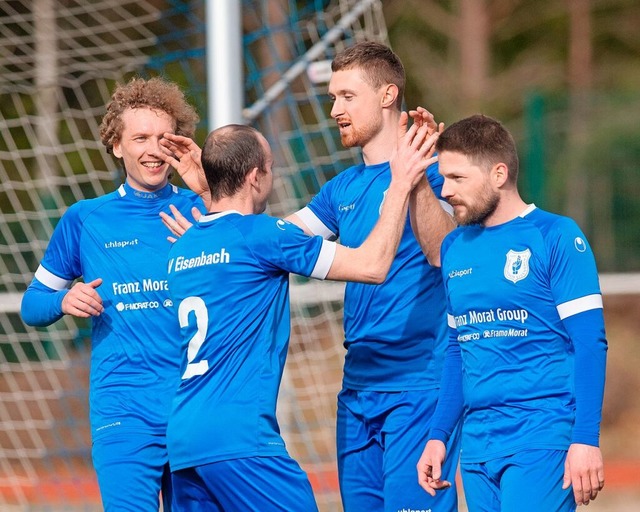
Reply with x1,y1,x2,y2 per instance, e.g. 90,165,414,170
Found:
548,216,601,303
430,233,465,442
562,308,608,446
21,278,68,327
245,216,326,278
429,325,465,443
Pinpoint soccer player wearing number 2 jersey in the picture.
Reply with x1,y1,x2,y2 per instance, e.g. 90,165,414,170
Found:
159,42,461,512
417,115,608,511
21,78,203,511
165,121,437,511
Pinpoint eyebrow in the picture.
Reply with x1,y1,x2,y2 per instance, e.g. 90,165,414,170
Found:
329,87,357,96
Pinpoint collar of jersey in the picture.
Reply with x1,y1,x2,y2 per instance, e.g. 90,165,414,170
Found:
363,160,390,169
520,203,537,217
478,203,538,231
360,161,390,173
199,210,243,224
118,181,177,200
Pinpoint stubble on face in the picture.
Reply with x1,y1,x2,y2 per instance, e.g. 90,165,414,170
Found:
452,181,500,226
339,114,381,149
330,68,384,150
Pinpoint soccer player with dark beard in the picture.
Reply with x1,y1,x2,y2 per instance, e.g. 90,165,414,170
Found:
417,114,608,511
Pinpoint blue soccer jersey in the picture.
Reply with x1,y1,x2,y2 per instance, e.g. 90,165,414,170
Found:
296,161,449,390
439,205,607,463
165,211,336,471
21,182,203,439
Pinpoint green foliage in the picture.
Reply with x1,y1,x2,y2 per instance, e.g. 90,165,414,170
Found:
384,0,640,271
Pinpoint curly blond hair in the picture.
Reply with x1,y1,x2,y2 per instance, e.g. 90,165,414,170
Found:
99,76,199,153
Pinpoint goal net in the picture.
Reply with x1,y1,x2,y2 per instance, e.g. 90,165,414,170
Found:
0,0,387,510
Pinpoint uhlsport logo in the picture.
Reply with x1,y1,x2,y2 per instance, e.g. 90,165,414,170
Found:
449,267,472,279
504,248,531,283
104,238,139,249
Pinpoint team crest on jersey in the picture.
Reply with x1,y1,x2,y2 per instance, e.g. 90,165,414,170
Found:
504,249,531,283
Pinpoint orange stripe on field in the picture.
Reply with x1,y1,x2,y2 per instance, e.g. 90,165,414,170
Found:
307,460,640,494
1,459,637,504
603,460,640,489
307,464,340,493
0,467,100,505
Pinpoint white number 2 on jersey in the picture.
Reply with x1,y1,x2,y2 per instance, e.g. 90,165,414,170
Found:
178,296,209,379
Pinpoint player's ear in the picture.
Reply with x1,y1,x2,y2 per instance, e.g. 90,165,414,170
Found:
492,163,509,188
112,141,122,159
380,83,398,109
247,167,260,188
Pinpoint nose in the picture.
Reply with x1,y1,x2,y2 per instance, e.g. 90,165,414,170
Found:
330,99,342,119
147,136,162,156
441,178,453,200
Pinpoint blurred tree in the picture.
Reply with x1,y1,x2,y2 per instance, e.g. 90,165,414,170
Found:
382,0,640,271
565,0,593,230
383,0,640,115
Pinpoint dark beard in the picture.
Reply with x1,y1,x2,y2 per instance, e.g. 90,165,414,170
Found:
455,191,500,226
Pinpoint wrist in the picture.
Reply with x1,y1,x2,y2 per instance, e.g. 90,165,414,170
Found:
387,178,413,197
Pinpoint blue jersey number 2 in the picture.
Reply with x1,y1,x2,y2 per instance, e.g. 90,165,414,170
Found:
178,296,210,379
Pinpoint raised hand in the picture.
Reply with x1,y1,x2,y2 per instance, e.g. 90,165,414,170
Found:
159,133,211,207
390,111,439,191
160,204,202,242
409,106,444,136
61,278,104,318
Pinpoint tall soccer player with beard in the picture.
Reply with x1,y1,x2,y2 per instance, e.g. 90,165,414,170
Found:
288,42,462,512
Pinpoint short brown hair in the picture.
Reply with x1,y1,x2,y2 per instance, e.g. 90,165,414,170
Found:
99,76,199,153
435,114,520,184
332,41,405,109
201,124,267,201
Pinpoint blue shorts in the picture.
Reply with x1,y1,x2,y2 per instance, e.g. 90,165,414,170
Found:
171,455,318,512
461,449,575,512
337,389,461,512
92,432,172,511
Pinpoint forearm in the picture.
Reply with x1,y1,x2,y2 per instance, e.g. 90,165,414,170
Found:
360,180,413,278
326,180,411,283
409,177,455,267
563,309,608,446
21,279,67,327
429,328,465,442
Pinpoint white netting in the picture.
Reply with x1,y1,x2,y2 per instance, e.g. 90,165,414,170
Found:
0,1,387,510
